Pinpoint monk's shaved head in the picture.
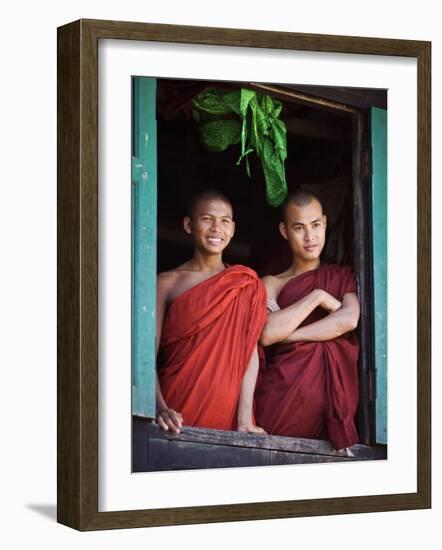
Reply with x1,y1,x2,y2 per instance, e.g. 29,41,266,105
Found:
187,189,233,219
280,189,323,222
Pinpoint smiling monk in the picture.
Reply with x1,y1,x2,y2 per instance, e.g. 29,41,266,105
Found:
255,189,360,451
155,190,267,435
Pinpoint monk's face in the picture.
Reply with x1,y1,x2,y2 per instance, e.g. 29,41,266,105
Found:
184,198,235,254
279,199,327,263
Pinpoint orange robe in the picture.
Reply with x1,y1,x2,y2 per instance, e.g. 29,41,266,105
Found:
255,264,359,449
158,265,267,430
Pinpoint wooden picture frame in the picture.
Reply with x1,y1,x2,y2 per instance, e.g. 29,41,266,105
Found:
57,18,431,530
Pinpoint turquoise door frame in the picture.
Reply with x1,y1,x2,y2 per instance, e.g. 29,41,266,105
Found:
131,77,157,418
370,107,387,444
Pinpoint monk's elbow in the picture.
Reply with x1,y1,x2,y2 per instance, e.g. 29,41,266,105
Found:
346,313,359,332
336,315,356,336
259,326,276,347
259,331,272,347
348,321,358,332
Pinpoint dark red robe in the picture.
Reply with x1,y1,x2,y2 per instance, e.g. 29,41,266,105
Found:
158,265,267,431
255,263,359,449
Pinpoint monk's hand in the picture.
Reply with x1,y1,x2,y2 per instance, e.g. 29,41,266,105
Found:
318,289,342,313
237,424,267,435
156,408,183,434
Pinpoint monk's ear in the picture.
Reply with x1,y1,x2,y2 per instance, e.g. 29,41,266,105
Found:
279,221,288,240
183,216,192,235
231,220,236,238
322,214,327,230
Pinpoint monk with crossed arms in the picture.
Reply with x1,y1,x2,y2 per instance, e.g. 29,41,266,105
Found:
255,189,360,451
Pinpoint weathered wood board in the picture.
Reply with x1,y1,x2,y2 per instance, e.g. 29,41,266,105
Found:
133,417,387,472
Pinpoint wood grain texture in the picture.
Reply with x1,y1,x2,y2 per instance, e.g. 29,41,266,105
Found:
57,18,431,531
83,492,429,531
132,420,386,472
79,19,99,530
57,19,99,530
80,18,427,57
134,420,386,459
57,20,81,529
416,41,431,508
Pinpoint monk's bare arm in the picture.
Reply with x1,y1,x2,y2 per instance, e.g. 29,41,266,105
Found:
237,346,266,434
260,277,341,347
155,272,183,433
283,293,360,343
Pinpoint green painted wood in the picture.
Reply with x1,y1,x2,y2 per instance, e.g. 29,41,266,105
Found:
371,107,387,444
131,77,157,418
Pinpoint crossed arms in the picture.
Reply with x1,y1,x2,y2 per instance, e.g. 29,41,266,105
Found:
259,276,360,347
153,272,360,433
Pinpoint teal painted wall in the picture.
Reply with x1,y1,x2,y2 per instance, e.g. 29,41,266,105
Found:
371,107,388,444
131,77,157,418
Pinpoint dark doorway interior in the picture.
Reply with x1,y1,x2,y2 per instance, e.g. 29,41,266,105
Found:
155,79,387,446
156,79,354,277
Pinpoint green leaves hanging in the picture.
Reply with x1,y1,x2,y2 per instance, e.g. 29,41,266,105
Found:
192,88,288,207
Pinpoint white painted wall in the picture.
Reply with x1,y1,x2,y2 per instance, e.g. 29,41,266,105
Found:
1,1,439,547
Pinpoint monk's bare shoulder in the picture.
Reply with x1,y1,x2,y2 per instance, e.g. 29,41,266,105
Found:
262,271,293,300
157,260,194,281
157,269,180,284
157,265,205,304
156,270,182,299
261,275,282,299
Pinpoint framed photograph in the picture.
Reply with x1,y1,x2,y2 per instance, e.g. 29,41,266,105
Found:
57,19,431,530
